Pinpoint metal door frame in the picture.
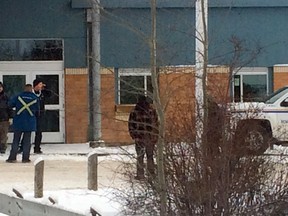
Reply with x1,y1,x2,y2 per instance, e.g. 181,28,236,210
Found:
0,61,65,143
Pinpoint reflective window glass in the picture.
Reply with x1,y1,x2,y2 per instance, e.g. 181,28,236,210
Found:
243,75,267,102
0,39,63,61
119,73,153,104
233,72,268,102
36,75,59,104
0,40,17,61
42,110,60,132
120,76,144,104
3,75,26,98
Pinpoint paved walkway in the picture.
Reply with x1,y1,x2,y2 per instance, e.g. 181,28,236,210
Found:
0,143,135,194
1,143,135,156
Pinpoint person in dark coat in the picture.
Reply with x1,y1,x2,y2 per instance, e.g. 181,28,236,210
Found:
18,79,51,154
0,82,13,154
128,95,159,180
32,79,51,154
6,84,39,163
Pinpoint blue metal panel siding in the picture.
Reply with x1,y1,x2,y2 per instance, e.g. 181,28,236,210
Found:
101,8,195,67
101,0,193,8
101,9,151,68
0,0,87,68
210,0,288,8
2,0,288,68
157,8,195,66
101,0,288,8
71,0,91,9
209,7,288,67
102,6,288,67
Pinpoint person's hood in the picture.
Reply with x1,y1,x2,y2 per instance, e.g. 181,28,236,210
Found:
135,101,150,111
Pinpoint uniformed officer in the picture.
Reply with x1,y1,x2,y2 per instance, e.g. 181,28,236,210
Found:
32,79,51,154
6,84,40,163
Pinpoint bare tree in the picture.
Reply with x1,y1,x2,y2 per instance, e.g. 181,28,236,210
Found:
88,1,288,215
150,0,167,215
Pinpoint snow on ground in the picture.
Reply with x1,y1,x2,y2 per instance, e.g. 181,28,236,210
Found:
24,188,123,215
0,143,135,215
0,143,288,215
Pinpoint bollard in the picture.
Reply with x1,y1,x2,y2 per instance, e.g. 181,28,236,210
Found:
34,158,44,198
12,188,23,199
88,152,98,191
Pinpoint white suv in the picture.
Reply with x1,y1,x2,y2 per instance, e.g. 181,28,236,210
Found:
230,86,288,154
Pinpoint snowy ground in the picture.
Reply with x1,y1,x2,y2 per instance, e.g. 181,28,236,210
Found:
0,143,288,215
0,143,136,215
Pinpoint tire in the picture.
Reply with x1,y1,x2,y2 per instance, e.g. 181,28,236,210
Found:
234,122,270,156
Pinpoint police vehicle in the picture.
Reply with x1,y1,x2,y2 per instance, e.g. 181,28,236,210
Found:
230,86,288,155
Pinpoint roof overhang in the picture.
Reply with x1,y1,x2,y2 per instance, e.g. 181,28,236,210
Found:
71,0,288,9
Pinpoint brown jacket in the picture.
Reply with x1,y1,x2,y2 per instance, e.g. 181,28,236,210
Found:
128,101,158,144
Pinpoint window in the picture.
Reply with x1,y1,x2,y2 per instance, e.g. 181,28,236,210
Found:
233,68,269,102
117,68,153,104
0,39,63,61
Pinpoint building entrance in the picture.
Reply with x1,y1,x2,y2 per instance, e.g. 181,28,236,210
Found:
0,61,65,143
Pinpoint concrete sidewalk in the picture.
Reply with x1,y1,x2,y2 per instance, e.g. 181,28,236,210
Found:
34,143,92,155
0,147,130,194
3,143,135,156
0,143,134,194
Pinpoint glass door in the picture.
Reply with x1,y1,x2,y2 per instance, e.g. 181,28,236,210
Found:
34,73,64,143
3,75,26,98
0,61,64,143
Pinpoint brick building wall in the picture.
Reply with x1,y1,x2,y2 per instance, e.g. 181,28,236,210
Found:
206,67,230,103
100,68,133,145
65,67,229,145
274,66,288,91
99,66,230,145
62,66,230,144
63,66,288,144
65,68,89,143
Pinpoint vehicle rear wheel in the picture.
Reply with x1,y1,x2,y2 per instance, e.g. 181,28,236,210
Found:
234,122,270,156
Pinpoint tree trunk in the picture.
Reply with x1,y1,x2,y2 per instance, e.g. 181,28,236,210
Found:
150,0,167,215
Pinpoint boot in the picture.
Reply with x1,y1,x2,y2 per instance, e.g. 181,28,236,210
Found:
136,166,145,180
134,175,145,180
147,157,155,178
0,144,6,154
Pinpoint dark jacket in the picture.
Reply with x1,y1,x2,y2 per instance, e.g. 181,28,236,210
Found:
128,100,159,143
9,91,40,131
34,89,51,116
0,91,13,122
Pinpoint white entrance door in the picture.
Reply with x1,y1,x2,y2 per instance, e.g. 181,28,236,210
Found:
0,61,65,143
